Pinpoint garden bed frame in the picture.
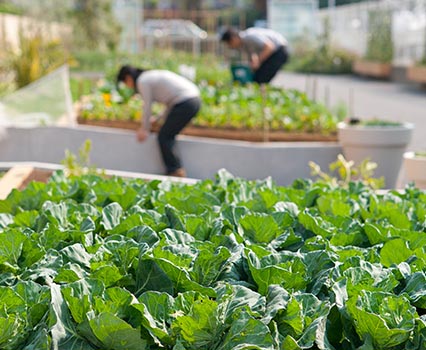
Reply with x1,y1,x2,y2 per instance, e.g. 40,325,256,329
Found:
0,162,396,201
0,126,342,186
76,118,338,143
0,161,197,200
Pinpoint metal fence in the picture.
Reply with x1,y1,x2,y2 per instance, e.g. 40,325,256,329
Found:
139,9,248,56
113,2,247,56
318,0,426,65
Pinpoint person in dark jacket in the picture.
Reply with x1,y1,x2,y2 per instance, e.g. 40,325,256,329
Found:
221,27,289,84
117,65,201,177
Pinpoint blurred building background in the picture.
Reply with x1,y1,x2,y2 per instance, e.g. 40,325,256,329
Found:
0,0,425,65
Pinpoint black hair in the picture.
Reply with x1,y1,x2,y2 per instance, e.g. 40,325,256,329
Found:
116,65,145,89
220,27,239,43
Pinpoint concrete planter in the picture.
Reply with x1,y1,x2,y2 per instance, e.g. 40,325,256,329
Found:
338,122,414,188
0,126,342,186
406,65,426,84
352,59,392,79
403,152,426,189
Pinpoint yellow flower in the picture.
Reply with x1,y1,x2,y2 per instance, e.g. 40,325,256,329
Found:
102,93,112,106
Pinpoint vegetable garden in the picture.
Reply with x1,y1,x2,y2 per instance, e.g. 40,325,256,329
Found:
72,49,345,142
78,83,343,142
1,170,426,349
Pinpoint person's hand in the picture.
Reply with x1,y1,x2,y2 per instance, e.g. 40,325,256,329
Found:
250,56,260,70
136,127,148,142
150,116,160,128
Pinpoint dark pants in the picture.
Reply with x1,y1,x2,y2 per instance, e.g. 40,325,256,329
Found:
253,46,289,84
158,97,201,174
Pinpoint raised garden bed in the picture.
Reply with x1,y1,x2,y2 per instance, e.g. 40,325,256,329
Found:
0,127,341,186
406,65,426,85
0,162,197,200
1,168,426,349
76,84,341,142
352,59,392,79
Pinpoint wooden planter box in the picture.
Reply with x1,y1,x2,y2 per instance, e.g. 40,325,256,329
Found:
352,59,392,79
77,117,338,143
406,65,426,84
0,163,197,200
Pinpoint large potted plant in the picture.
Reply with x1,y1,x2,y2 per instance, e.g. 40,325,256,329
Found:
338,119,414,188
353,10,393,79
403,151,426,189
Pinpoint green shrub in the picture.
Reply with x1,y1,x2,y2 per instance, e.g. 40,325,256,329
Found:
72,49,230,84
287,17,355,74
7,31,70,88
287,46,355,74
0,2,23,15
365,9,393,63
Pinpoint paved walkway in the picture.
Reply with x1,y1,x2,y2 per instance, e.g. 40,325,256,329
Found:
273,72,426,152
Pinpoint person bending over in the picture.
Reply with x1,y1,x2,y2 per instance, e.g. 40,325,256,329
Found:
117,65,201,177
221,27,289,84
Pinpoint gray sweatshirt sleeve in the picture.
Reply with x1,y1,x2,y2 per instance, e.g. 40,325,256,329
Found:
140,83,152,131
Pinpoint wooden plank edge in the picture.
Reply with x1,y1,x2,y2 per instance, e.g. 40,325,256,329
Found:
0,166,36,200
0,162,199,199
77,117,338,142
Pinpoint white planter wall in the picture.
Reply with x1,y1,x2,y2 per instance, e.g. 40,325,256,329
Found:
0,126,342,186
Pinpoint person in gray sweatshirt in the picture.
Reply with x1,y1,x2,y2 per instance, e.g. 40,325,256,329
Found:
117,65,201,177
221,27,289,84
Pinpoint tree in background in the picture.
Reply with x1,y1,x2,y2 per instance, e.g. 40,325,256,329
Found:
72,0,121,51
4,0,121,51
365,9,393,63
8,32,69,88
0,0,23,14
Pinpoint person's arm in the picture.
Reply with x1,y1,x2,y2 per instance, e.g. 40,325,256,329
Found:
251,39,275,70
141,84,152,131
137,84,152,142
258,39,275,64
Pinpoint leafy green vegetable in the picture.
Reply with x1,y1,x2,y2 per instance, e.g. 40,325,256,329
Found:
0,170,426,348
347,291,416,348
79,84,342,136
